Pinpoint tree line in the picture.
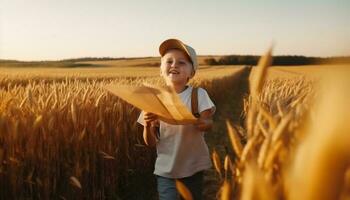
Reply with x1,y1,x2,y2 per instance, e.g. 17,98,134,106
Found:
204,55,350,66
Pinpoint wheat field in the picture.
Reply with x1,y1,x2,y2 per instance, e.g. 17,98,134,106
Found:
210,51,350,200
1,55,349,200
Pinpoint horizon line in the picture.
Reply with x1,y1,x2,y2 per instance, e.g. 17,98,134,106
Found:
1,54,350,62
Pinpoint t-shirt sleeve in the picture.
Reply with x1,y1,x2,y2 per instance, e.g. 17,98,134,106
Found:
137,111,145,126
197,88,216,114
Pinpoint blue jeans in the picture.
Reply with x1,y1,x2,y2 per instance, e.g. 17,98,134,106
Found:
156,171,203,200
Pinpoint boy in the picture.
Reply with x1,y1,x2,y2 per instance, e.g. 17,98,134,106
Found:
137,38,216,200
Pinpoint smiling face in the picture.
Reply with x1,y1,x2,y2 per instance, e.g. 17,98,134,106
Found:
160,49,195,86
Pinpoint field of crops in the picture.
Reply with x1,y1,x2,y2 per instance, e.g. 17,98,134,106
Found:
0,55,349,200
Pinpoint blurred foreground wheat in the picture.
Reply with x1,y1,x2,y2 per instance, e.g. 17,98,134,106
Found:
215,49,350,200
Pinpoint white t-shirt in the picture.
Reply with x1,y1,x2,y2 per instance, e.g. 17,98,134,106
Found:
137,85,216,178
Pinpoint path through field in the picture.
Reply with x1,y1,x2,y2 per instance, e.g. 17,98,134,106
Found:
203,66,251,200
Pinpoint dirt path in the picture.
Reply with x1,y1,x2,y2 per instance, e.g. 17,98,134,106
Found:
203,66,252,200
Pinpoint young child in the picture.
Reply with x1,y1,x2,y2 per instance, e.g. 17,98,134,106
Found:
137,38,216,200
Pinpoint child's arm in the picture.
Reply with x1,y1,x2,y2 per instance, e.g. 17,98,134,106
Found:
143,112,159,147
195,108,214,132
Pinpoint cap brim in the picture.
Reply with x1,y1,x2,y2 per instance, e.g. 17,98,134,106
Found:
159,39,191,58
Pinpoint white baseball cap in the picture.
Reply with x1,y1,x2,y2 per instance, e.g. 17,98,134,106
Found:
159,38,198,71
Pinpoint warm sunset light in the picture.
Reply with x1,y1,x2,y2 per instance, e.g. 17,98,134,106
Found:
1,1,349,200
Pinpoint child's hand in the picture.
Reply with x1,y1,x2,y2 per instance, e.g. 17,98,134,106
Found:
144,112,159,126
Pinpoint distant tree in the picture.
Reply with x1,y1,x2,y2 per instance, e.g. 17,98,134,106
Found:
204,55,350,66
204,58,218,65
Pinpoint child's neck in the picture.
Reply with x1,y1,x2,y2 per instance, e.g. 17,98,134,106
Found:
168,82,188,94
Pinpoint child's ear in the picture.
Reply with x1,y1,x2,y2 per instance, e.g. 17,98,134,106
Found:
190,70,196,78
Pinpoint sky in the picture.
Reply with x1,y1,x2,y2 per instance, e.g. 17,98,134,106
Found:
0,0,349,61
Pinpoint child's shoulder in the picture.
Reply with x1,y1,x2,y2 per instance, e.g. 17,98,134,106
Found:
193,86,210,97
193,86,207,92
